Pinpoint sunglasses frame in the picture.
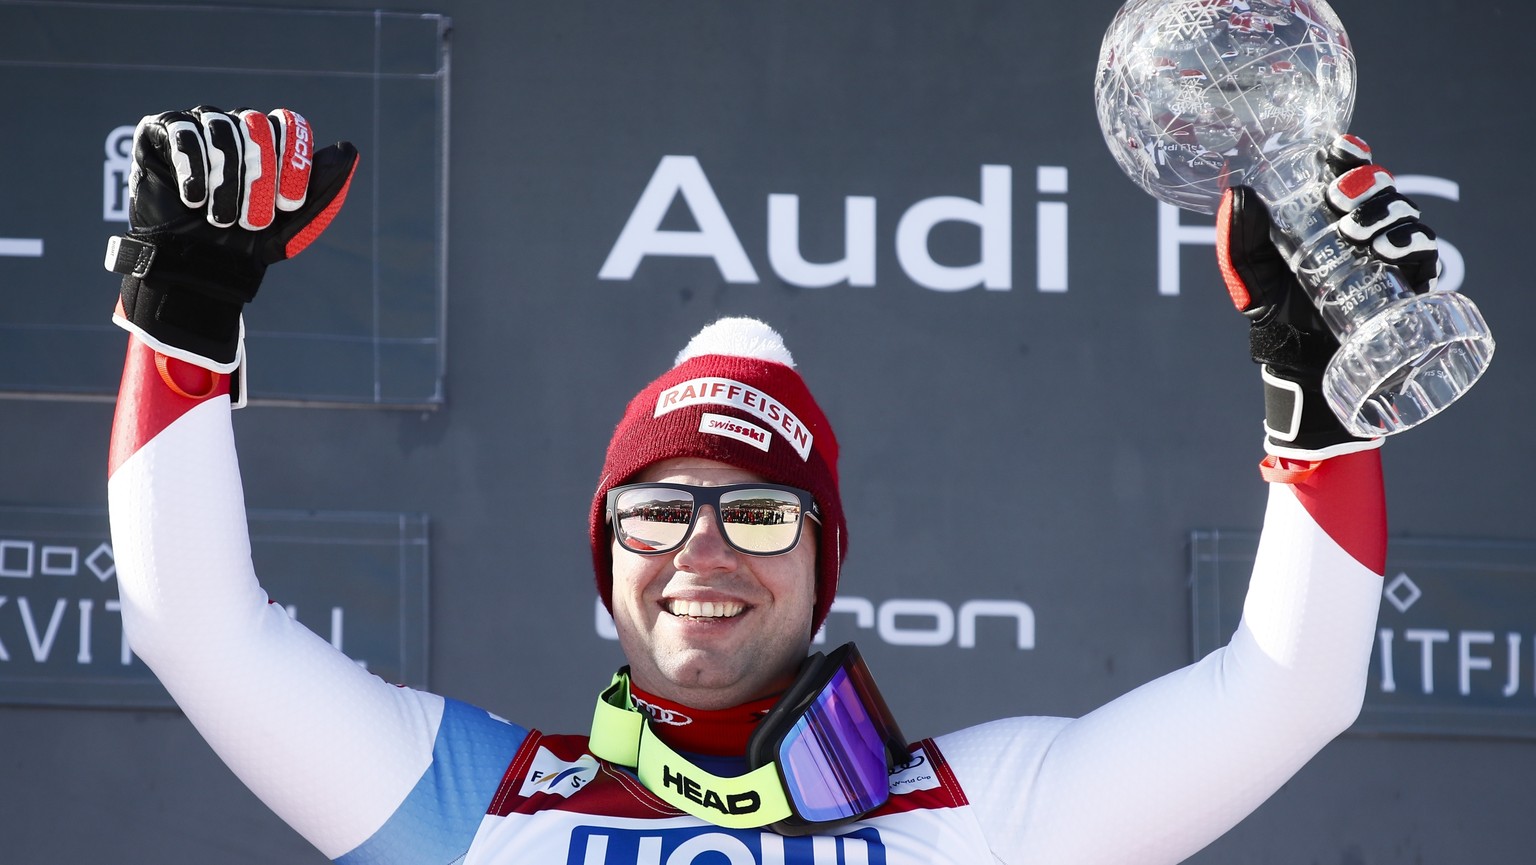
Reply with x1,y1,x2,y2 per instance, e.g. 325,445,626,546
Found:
606,481,821,557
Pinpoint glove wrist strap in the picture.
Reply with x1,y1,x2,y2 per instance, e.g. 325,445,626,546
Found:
104,235,157,278
105,232,266,300
1260,365,1380,460
106,233,265,371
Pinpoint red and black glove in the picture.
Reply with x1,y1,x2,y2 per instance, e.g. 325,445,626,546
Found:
105,106,359,373
1217,134,1440,460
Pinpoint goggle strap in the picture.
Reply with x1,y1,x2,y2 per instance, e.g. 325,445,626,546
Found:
636,727,792,829
589,671,793,830
589,673,645,765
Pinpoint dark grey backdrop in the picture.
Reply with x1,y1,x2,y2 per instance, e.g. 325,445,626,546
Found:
1,1,1532,862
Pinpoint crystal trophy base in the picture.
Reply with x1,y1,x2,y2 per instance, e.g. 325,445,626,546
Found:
1325,291,1495,436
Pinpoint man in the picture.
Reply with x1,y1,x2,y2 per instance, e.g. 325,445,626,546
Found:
105,107,1438,863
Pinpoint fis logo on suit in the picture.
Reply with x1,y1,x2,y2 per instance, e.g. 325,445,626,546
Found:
567,825,885,865
522,747,601,798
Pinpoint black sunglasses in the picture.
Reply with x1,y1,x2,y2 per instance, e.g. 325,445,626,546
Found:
606,482,821,557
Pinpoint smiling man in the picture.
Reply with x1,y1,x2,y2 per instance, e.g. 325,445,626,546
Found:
607,458,822,708
105,107,1443,863
590,324,843,715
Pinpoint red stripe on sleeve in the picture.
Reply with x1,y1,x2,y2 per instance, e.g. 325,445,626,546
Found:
107,339,230,478
1286,448,1387,574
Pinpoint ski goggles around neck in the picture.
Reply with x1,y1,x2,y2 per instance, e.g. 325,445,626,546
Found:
606,481,821,557
589,642,908,836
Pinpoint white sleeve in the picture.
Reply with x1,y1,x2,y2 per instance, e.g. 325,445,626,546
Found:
108,344,446,860
938,455,1385,864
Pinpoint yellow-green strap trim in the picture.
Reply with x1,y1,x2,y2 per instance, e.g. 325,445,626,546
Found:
589,679,645,764
634,724,791,828
589,671,792,829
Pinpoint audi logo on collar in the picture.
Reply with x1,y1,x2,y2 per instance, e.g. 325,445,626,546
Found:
633,696,694,726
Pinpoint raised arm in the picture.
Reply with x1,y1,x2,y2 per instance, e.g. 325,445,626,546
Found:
938,136,1444,863
106,108,521,861
938,447,1384,863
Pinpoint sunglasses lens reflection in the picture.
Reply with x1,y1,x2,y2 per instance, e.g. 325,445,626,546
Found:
613,486,805,555
613,488,694,552
719,489,803,554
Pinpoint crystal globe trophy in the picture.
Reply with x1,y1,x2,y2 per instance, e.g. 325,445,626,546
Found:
1093,0,1493,436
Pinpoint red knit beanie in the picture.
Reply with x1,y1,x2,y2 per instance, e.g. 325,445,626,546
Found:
589,317,845,633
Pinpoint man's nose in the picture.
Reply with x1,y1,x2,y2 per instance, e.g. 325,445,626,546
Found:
673,505,738,573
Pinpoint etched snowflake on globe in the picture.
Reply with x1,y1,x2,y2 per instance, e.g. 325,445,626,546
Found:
1095,0,1356,214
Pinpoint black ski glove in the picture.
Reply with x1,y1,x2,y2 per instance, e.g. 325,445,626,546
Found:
1216,134,1440,460
106,106,359,373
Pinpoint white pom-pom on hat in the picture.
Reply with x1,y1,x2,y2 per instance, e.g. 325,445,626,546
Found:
674,316,796,368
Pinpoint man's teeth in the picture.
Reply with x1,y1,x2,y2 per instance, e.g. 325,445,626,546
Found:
666,600,744,618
